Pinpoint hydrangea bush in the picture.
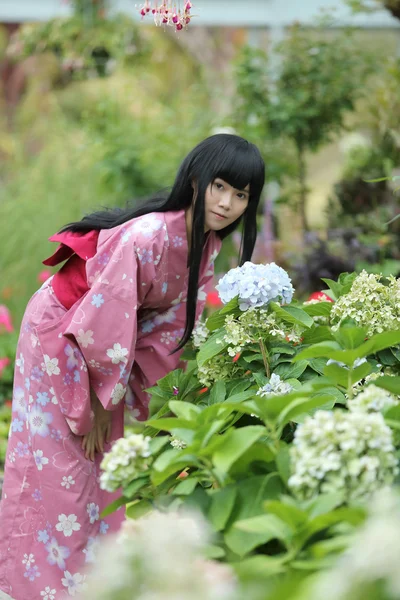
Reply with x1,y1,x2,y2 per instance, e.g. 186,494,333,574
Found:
97,265,400,600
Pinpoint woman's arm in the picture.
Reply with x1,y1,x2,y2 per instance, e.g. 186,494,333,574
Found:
81,388,112,461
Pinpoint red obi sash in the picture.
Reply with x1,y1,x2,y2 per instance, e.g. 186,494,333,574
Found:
43,230,99,309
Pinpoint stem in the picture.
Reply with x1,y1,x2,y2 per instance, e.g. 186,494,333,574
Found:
259,337,270,378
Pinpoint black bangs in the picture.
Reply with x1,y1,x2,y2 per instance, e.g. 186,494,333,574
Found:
187,134,265,203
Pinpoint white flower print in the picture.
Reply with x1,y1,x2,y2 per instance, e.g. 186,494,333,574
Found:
61,571,87,596
41,355,60,376
30,333,39,348
83,536,100,563
13,386,27,418
111,382,126,405
106,343,128,365
16,352,24,374
22,553,35,568
154,305,180,325
86,502,99,524
33,450,49,471
56,514,81,537
46,537,70,570
172,235,184,248
50,387,58,405
88,359,101,369
40,586,56,600
76,329,94,348
131,214,163,238
197,284,207,302
160,331,175,346
91,293,104,308
162,282,168,294
61,475,75,489
29,405,53,437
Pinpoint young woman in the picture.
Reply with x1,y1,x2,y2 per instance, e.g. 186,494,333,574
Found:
0,133,265,599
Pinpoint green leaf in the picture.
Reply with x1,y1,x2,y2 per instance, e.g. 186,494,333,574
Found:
301,302,333,318
100,495,128,518
126,499,152,520
230,442,275,475
209,380,227,405
206,297,240,331
149,436,171,455
278,394,336,428
298,507,365,546
234,514,292,545
197,331,229,367
172,477,199,496
333,323,368,349
263,500,308,530
224,474,285,556
123,477,149,500
302,326,334,345
145,418,197,432
323,363,349,388
168,401,201,421
294,342,342,361
208,486,237,531
270,302,314,329
232,555,286,579
306,491,346,518
374,375,400,395
276,443,291,485
213,426,266,473
274,360,308,380
308,357,328,375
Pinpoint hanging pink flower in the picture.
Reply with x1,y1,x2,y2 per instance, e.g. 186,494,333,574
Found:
307,291,334,303
37,270,52,284
0,357,10,378
206,291,223,309
0,305,13,333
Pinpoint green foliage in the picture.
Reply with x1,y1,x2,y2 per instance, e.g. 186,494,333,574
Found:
7,12,145,81
233,24,374,230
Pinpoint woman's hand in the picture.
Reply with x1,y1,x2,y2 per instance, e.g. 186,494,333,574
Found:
81,389,112,461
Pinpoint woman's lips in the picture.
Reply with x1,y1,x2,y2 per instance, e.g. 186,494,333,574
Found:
212,212,227,220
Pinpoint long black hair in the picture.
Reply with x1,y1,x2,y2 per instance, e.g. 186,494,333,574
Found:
61,134,265,351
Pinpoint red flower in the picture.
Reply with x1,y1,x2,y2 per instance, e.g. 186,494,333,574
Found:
307,291,333,303
199,387,208,395
0,305,13,333
232,352,241,363
206,291,223,308
37,270,52,284
177,470,189,479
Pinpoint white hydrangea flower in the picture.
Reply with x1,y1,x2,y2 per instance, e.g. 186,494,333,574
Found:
100,434,152,492
170,437,187,450
257,373,293,397
310,488,400,600
331,271,400,336
289,409,398,502
348,384,398,414
192,320,209,349
82,510,237,600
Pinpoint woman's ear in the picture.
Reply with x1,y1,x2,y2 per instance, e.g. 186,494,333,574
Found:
191,179,198,191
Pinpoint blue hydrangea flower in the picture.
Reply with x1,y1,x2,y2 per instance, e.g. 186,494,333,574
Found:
216,262,294,311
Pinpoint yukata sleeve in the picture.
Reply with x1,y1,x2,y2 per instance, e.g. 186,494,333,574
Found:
130,238,221,419
36,221,166,435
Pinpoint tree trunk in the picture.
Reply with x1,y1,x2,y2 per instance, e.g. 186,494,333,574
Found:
296,142,309,233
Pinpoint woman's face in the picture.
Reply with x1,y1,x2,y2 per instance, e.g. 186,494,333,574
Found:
204,178,250,232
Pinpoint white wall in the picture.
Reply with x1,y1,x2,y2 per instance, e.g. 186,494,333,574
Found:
0,0,399,27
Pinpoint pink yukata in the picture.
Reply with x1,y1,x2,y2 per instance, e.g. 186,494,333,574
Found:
0,210,221,599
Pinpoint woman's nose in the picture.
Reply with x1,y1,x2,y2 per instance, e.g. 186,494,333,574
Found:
218,193,232,209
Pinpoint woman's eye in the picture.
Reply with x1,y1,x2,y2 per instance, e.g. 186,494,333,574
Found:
237,193,247,200
215,182,224,190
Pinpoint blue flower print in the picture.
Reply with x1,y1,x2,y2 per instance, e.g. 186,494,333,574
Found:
64,344,81,371
24,377,31,391
97,253,110,266
99,521,109,534
36,392,50,406
32,489,42,502
162,282,168,294
141,320,155,334
63,373,73,386
138,248,153,265
91,293,104,308
74,370,81,383
173,235,184,248
30,366,44,382
24,565,40,581
11,418,24,433
37,529,50,544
